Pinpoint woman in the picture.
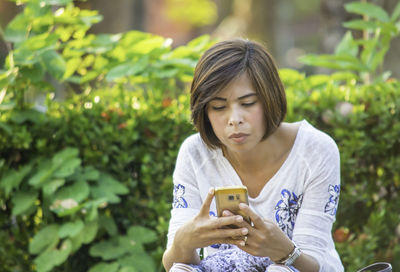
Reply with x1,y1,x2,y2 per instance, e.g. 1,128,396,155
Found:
162,39,344,272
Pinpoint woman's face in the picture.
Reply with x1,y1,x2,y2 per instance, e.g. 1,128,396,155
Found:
207,73,266,154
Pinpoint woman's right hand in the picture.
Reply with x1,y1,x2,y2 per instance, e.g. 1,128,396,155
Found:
173,188,249,251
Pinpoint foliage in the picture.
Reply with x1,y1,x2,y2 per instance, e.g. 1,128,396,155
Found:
165,0,217,28
0,86,195,271
0,0,399,272
282,69,400,271
0,0,212,271
0,0,212,110
299,1,400,84
284,1,400,270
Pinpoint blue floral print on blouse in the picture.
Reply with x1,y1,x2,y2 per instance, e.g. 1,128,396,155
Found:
325,184,340,216
275,189,303,238
173,184,188,208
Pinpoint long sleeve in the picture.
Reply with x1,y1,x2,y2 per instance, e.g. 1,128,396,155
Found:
291,128,343,272
166,136,203,249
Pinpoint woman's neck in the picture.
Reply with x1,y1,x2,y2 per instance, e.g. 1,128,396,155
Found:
222,122,299,174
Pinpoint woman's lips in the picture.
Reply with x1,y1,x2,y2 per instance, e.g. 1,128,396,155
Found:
229,133,249,143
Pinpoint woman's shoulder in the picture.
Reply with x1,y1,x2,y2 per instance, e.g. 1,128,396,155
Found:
297,120,339,158
179,133,216,159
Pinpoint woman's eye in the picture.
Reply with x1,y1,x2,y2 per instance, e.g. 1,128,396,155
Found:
211,106,226,110
242,101,256,107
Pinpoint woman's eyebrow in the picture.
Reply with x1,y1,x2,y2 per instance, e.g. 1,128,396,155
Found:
210,93,257,102
237,93,257,100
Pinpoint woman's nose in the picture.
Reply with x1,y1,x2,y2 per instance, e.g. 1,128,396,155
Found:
228,107,244,126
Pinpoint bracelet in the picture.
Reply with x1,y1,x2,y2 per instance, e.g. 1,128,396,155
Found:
276,242,302,266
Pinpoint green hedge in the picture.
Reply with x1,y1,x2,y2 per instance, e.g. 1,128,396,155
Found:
0,88,195,272
0,0,400,271
283,70,400,271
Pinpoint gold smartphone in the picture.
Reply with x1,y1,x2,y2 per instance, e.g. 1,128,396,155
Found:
214,186,251,227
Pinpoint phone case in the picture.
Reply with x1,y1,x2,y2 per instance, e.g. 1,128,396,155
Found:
214,186,250,224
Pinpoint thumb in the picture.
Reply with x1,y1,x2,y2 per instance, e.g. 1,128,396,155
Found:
199,187,214,216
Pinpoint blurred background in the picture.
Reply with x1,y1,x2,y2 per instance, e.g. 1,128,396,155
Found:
1,0,399,77
1,1,400,271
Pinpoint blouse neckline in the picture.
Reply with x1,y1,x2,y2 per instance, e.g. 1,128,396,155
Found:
214,120,307,201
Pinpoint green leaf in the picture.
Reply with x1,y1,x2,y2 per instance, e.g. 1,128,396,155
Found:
79,13,103,27
11,190,38,216
28,160,55,188
53,180,90,203
91,174,128,203
20,63,46,82
88,262,119,272
127,226,157,244
52,148,79,167
331,72,358,81
69,229,84,252
50,200,82,217
0,163,33,197
29,224,60,254
42,179,65,196
119,266,137,272
81,219,98,244
41,50,67,80
43,0,73,5
0,122,13,135
63,57,81,79
343,19,378,30
4,13,29,43
105,56,149,81
53,158,81,178
10,108,45,124
345,2,390,23
298,54,367,71
119,251,155,271
306,75,330,88
86,202,99,221
81,166,100,181
98,174,128,195
392,2,400,21
130,36,166,54
34,239,72,272
89,239,127,260
0,100,16,111
335,31,358,57
13,47,38,65
87,34,120,54
279,69,305,85
23,33,58,52
58,220,84,238
99,215,118,236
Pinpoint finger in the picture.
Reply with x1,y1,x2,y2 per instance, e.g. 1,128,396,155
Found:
222,210,235,216
239,203,263,228
224,237,247,247
213,225,248,239
222,210,252,229
199,187,215,216
212,214,244,228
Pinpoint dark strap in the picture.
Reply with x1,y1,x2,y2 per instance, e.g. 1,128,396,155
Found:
356,262,392,272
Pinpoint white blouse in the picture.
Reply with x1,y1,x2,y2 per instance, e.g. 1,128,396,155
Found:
166,120,344,272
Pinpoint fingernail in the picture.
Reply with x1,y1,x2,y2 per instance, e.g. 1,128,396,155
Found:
223,211,229,216
240,241,245,246
209,188,214,194
239,203,247,209
236,216,243,222
241,228,248,235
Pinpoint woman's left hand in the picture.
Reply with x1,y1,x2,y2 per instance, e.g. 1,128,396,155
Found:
223,203,294,262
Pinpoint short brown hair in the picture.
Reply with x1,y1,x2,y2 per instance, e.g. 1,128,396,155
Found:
190,39,287,149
